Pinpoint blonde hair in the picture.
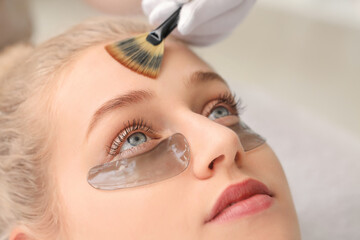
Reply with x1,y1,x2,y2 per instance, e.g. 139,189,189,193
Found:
0,17,153,239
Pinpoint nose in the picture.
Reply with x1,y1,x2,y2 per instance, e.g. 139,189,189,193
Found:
178,112,245,180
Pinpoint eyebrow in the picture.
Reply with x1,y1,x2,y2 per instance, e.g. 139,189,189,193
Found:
185,71,228,88
86,71,227,139
86,90,154,138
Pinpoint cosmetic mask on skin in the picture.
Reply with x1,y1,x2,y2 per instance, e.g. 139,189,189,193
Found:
87,121,265,190
88,133,190,190
230,120,266,152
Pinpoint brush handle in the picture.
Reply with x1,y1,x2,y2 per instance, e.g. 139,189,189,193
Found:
146,6,182,46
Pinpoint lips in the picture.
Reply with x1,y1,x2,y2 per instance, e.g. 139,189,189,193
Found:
205,179,274,223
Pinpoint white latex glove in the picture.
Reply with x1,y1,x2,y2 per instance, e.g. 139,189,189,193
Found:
142,0,256,46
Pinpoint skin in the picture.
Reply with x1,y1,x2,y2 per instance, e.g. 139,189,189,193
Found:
12,40,300,239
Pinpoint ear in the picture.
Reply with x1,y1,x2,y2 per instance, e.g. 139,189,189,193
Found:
9,226,32,240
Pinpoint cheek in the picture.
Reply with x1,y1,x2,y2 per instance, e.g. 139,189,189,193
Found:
56,166,188,239
243,145,294,204
242,144,287,187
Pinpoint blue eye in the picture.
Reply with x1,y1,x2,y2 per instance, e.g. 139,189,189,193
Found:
208,106,230,120
121,132,148,151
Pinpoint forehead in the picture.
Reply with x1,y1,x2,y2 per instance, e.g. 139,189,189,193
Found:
60,40,213,92
54,40,218,118
52,40,222,139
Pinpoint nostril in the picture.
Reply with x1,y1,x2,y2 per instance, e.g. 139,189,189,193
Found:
208,160,215,170
235,151,241,168
208,155,225,170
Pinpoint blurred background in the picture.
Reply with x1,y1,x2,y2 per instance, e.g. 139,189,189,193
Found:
2,0,359,137
26,0,360,139
1,0,360,239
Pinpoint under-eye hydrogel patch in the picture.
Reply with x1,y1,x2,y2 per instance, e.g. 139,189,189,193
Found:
88,133,190,190
87,121,265,190
230,121,266,152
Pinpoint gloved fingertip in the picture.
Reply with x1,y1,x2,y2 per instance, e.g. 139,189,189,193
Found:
141,0,157,16
175,0,191,4
177,3,197,35
148,2,179,26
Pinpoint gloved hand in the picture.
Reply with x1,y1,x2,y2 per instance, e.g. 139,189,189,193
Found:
142,0,256,46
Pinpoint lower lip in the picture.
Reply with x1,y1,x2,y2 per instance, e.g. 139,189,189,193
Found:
207,194,274,224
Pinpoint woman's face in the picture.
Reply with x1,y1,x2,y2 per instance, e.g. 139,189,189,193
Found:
50,40,300,239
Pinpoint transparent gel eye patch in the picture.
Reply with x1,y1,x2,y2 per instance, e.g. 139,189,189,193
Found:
88,133,190,190
87,121,265,190
230,121,266,152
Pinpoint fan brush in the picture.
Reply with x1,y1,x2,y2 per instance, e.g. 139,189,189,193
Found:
105,6,182,78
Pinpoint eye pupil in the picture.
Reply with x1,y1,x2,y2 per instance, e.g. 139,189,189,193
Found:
209,106,230,120
127,132,147,146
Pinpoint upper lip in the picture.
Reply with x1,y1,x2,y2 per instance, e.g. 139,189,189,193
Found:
205,178,274,223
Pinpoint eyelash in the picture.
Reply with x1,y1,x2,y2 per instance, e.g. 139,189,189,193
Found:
108,119,154,156
107,92,243,156
204,92,243,117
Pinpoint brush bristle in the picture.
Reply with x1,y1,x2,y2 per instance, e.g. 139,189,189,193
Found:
105,33,164,78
